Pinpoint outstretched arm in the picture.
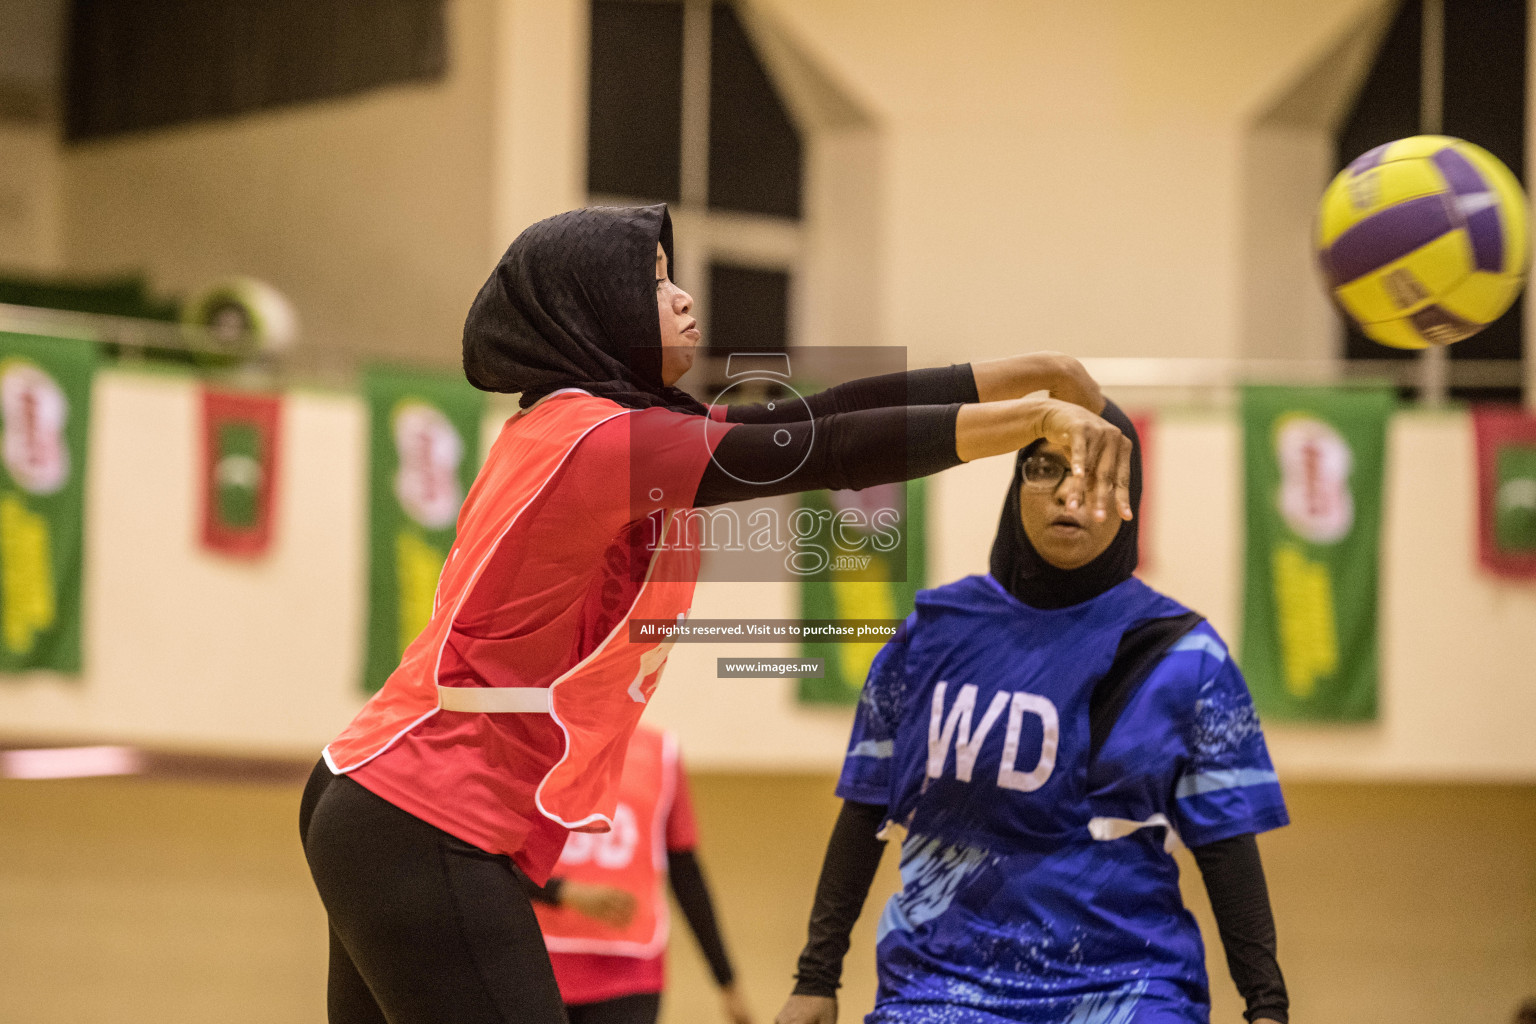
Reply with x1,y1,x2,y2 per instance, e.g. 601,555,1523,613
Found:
697,394,1131,521
776,800,890,1024
970,352,1105,409
1191,833,1289,1024
720,364,977,423
719,353,1103,424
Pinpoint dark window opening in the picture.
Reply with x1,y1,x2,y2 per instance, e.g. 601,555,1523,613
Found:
1334,0,1527,402
707,3,801,218
587,0,684,202
65,0,447,142
707,262,788,354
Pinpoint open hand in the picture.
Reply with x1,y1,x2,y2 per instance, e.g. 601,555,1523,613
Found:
775,994,837,1024
560,881,637,928
1031,397,1134,523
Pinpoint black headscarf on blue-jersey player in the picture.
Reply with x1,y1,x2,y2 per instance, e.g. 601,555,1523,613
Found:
989,399,1141,609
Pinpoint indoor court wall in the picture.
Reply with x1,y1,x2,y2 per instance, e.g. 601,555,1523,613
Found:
46,1,1407,373
0,122,60,273
0,371,1532,782
55,0,499,370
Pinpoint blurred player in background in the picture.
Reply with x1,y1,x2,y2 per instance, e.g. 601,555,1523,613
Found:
522,725,751,1024
300,202,1135,1024
777,402,1290,1024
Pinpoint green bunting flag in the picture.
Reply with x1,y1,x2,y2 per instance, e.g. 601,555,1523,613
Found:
0,333,97,674
798,479,926,705
363,366,484,693
1241,385,1393,721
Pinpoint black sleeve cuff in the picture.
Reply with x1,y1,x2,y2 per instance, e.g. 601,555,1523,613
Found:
792,800,889,996
905,363,979,407
1191,833,1288,1024
905,402,965,480
518,873,563,906
695,403,963,506
724,364,977,423
668,850,736,986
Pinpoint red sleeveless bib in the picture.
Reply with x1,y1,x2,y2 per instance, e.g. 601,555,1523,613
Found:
324,391,700,834
536,727,677,956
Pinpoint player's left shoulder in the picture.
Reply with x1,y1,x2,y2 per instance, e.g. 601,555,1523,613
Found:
1166,620,1231,669
1141,619,1235,706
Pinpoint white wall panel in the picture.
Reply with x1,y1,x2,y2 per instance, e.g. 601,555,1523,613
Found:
4,373,1525,781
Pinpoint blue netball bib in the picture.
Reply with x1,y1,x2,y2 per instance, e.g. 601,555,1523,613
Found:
838,575,1288,1024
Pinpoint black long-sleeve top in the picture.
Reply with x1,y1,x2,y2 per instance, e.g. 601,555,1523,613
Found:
692,364,979,506
1191,833,1289,1022
792,800,1289,1023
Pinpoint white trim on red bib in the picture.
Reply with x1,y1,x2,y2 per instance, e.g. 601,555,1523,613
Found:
436,685,552,713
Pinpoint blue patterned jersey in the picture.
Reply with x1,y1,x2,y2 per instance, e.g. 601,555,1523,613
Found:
837,575,1288,1024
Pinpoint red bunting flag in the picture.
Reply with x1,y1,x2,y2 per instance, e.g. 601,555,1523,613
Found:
1472,406,1536,581
1129,409,1154,573
199,389,282,558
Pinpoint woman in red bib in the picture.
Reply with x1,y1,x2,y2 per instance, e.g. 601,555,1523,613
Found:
299,204,1133,1024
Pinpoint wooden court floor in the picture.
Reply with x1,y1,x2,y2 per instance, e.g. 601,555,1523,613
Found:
1,774,1533,1023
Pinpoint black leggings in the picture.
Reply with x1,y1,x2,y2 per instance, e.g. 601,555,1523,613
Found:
565,994,660,1024
298,760,568,1024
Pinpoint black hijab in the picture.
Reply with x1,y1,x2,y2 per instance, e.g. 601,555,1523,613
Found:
462,204,708,413
988,399,1141,609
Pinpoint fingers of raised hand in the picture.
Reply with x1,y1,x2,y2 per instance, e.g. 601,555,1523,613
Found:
1080,419,1114,516
1056,411,1089,500
1116,434,1134,520
1091,427,1120,521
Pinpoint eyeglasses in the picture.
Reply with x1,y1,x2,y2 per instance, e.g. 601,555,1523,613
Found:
1021,452,1072,491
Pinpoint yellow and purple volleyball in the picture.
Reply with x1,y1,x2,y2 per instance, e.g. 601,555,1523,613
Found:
1316,135,1529,349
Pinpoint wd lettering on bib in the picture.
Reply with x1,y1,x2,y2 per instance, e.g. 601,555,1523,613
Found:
926,682,1059,792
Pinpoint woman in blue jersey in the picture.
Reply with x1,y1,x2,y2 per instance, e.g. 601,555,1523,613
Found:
776,401,1290,1024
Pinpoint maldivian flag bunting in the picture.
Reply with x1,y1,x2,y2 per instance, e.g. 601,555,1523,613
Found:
1241,385,1392,721
1472,406,1536,580
199,388,282,558
798,479,926,705
0,333,97,674
363,366,484,693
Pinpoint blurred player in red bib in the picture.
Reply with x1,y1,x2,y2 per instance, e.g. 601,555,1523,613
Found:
525,726,750,1024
